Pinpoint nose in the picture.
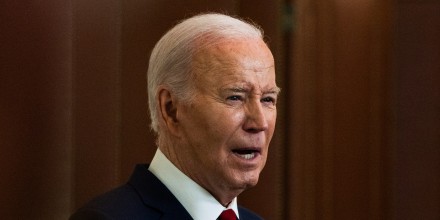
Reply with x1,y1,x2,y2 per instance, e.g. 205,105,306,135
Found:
243,100,269,133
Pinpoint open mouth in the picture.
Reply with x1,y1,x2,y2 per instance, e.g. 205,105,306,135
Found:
232,148,261,160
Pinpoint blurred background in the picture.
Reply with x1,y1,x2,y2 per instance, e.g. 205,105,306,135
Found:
1,0,438,219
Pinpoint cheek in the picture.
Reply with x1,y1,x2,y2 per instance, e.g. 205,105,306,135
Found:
216,111,246,135
185,107,238,144
204,107,244,131
269,111,277,128
265,111,277,138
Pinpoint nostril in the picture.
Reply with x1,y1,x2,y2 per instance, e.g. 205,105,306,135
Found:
245,128,258,133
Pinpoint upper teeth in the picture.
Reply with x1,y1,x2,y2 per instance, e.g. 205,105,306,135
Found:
238,152,256,160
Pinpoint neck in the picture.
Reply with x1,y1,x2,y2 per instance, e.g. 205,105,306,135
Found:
158,141,244,207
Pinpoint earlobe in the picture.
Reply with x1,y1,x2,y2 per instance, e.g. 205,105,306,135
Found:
158,87,179,135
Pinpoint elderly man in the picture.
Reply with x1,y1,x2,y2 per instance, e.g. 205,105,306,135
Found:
70,13,279,220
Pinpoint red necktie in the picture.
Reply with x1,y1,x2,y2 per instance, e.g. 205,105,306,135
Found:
218,209,237,220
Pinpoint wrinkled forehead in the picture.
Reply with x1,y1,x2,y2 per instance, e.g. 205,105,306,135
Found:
191,38,274,76
190,38,277,93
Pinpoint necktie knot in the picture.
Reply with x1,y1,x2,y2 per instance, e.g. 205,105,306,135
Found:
218,209,237,220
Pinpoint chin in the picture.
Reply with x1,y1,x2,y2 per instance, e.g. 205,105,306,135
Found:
234,173,260,190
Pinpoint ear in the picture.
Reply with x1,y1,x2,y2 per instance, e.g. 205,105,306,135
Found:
157,86,180,136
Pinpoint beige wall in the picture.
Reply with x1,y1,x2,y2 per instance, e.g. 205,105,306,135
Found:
0,0,438,219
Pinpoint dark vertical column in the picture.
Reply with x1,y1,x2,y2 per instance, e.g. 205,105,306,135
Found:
0,0,73,219
289,0,393,219
119,0,156,181
393,1,440,219
72,0,122,208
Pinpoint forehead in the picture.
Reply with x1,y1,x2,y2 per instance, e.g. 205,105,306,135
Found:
191,38,276,89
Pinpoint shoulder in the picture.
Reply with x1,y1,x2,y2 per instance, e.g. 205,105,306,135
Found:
238,206,264,220
70,184,162,220
69,164,191,220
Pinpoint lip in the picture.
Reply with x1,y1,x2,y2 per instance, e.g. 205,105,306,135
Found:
231,147,262,162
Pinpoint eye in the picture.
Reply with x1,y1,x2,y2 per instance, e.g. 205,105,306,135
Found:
261,96,276,105
227,95,243,101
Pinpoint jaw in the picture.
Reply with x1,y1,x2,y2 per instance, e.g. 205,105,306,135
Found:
207,160,264,205
212,171,262,206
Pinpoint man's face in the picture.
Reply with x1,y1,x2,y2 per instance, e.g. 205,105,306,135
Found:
175,38,278,201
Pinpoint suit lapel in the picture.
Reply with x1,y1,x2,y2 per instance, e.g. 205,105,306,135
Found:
128,164,193,220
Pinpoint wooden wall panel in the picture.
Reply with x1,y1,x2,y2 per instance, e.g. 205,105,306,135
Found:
73,0,122,208
289,0,393,219
393,2,440,219
0,1,73,219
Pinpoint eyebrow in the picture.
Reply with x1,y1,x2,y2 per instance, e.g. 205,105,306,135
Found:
266,87,281,95
226,86,281,95
227,87,248,93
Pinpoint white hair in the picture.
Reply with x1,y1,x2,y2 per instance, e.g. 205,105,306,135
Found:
147,13,264,135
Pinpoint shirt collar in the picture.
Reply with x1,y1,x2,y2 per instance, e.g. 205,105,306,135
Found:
148,149,239,220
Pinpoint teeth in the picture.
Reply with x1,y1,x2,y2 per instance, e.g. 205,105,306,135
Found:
237,152,256,160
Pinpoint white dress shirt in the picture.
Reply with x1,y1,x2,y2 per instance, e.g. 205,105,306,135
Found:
148,149,240,220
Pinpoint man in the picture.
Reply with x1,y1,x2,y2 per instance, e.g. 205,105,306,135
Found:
70,13,279,220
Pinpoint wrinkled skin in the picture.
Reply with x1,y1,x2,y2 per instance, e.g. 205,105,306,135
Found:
159,38,279,206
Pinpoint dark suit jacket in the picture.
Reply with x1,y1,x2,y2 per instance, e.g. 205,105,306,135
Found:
70,164,263,220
